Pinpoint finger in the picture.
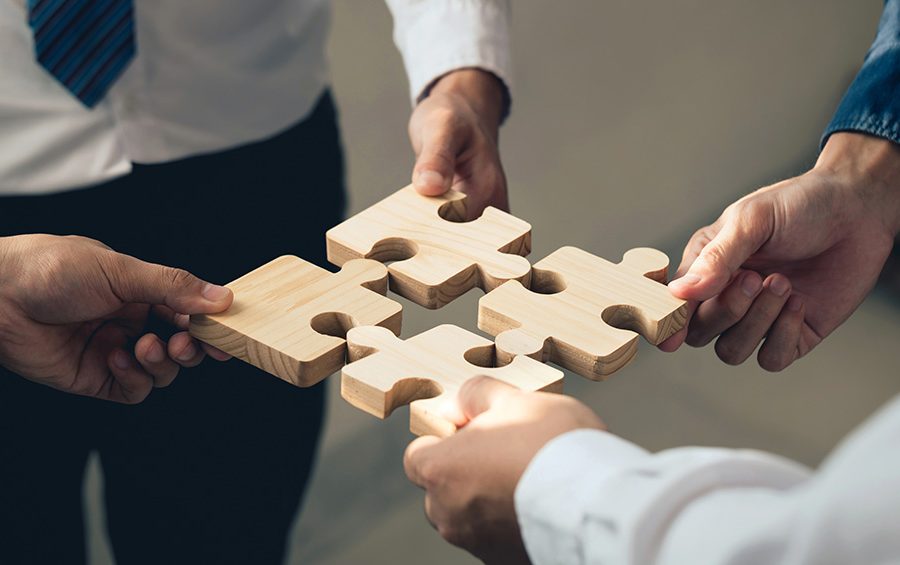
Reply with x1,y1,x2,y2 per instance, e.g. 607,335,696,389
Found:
423,494,437,530
456,375,520,421
106,349,154,404
673,226,716,281
669,209,771,301
103,252,234,314
134,333,180,388
411,112,464,196
150,305,190,330
757,295,805,372
657,300,699,352
714,274,791,365
167,332,206,368
685,270,763,347
201,342,232,362
404,435,443,488
155,303,230,360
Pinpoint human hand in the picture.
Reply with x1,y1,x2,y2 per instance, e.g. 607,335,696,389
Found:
409,68,509,219
404,376,604,564
660,133,900,371
0,234,234,403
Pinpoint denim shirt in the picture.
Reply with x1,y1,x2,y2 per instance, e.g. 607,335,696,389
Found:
823,0,900,147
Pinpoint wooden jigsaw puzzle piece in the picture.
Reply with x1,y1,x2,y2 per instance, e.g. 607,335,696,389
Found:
326,185,532,309
478,246,688,380
189,256,402,387
342,325,564,437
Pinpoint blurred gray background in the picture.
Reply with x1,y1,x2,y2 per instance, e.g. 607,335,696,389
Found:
85,1,900,563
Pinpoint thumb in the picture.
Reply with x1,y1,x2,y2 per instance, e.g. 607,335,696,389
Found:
411,117,464,197
403,435,442,488
104,252,233,314
668,213,769,301
454,375,520,423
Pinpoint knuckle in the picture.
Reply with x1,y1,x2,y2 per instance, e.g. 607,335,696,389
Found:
700,243,728,269
723,296,750,322
417,459,442,490
165,267,195,290
691,226,716,247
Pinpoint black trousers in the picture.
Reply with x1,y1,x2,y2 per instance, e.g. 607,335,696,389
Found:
0,93,345,565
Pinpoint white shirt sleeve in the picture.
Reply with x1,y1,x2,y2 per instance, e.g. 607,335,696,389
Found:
515,394,900,565
384,0,512,105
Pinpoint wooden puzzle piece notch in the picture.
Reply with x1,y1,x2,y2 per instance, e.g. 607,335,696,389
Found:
342,325,564,437
326,185,533,309
597,247,679,342
479,246,688,380
190,256,402,387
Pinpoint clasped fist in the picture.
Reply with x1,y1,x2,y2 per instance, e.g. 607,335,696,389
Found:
404,376,604,564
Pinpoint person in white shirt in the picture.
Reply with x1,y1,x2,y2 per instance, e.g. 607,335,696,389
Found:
402,3,900,563
0,1,513,563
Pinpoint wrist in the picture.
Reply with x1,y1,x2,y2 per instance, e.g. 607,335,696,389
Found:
426,68,507,135
815,132,900,236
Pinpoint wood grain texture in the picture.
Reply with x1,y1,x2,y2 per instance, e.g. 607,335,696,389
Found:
342,324,564,437
478,246,688,380
189,256,402,387
325,185,532,309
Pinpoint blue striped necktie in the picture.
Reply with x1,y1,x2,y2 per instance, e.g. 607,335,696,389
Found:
28,0,136,108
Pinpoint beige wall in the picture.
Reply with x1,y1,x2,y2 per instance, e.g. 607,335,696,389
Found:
88,2,899,564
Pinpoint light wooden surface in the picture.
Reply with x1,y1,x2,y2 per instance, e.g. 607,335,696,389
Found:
326,184,532,309
479,247,688,380
342,324,564,437
189,256,402,387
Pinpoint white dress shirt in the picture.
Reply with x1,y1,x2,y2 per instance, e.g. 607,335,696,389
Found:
0,0,511,194
516,393,900,564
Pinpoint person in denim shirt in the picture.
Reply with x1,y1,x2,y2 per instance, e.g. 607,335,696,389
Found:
405,3,900,564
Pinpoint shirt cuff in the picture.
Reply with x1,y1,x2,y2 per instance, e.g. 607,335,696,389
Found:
821,42,900,148
514,429,651,565
386,0,513,108
514,429,812,565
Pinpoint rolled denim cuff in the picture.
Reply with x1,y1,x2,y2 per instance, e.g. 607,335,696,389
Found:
821,5,900,149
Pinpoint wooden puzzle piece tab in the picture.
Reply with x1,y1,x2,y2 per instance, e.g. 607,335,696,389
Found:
326,185,532,309
342,324,564,437
189,256,402,387
478,246,688,380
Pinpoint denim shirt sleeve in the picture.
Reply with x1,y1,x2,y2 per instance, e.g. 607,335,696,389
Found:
822,0,900,148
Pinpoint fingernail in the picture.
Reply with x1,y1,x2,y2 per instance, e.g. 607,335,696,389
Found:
176,342,197,362
741,272,762,297
787,295,803,312
670,273,701,288
769,276,790,297
145,341,165,363
113,350,131,370
414,170,445,189
202,283,230,301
